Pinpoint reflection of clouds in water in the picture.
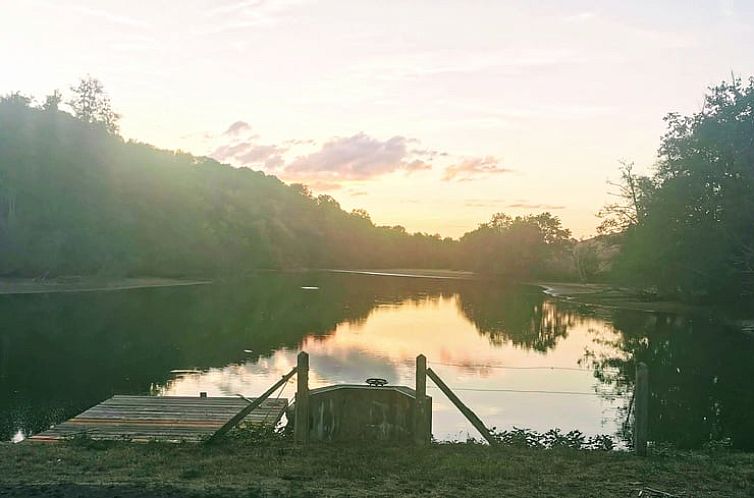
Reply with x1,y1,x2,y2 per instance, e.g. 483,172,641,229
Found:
306,348,401,385
160,291,628,440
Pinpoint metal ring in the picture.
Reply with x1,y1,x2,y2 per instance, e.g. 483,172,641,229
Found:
365,378,388,387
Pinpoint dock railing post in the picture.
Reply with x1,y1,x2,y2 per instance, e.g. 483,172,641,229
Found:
414,354,430,445
295,351,310,444
633,362,649,456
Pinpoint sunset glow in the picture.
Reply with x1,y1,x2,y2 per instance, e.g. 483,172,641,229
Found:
5,0,754,236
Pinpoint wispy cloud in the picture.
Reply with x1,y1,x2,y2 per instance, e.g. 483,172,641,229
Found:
443,157,513,181
72,5,149,29
464,199,565,210
210,122,286,169
506,202,565,210
563,12,597,23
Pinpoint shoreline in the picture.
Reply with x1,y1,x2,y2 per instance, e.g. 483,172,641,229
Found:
0,277,213,296
532,281,705,315
324,268,477,280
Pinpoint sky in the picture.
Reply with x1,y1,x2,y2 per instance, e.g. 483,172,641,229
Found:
3,0,754,238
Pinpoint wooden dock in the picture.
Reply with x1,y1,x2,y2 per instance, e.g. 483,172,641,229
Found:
28,395,288,443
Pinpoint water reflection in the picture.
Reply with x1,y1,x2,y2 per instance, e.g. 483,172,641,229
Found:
1,272,752,448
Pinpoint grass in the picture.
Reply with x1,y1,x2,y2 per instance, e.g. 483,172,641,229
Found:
1,440,752,497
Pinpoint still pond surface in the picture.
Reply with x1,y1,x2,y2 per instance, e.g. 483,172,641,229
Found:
2,271,753,448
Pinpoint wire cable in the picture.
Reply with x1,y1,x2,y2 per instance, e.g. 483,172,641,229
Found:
426,385,631,397
429,361,603,372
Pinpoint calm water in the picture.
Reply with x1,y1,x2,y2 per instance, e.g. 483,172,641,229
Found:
1,272,753,448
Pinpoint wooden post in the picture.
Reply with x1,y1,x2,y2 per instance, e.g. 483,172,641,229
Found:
414,354,430,445
295,351,310,444
207,366,297,441
633,362,649,456
426,367,497,446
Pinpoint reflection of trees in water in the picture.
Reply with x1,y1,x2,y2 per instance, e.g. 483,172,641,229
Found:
0,273,460,440
585,309,754,449
455,285,578,352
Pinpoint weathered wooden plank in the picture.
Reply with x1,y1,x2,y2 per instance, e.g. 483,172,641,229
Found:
29,395,289,443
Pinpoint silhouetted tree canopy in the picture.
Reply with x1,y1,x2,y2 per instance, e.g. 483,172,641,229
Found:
68,77,120,134
611,78,754,301
0,80,573,280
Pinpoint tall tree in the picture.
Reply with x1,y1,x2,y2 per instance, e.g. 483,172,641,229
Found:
615,77,754,300
68,77,120,134
597,161,655,235
41,90,63,111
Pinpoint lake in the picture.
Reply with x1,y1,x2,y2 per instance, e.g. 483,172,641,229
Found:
2,271,753,448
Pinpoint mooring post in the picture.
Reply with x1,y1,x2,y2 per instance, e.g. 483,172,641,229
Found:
633,362,649,456
414,354,430,445
295,351,310,444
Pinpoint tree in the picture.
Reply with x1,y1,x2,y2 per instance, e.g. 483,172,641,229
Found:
459,212,571,278
41,90,63,111
0,91,33,107
614,77,754,300
68,76,120,133
597,161,655,235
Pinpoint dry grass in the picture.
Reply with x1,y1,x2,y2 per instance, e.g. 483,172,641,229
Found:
1,440,752,497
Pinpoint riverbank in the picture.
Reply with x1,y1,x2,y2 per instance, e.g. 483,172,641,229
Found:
1,440,752,497
0,277,213,295
325,268,476,280
534,282,703,314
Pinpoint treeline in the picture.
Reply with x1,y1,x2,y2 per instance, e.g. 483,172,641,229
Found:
12,76,752,301
598,78,754,303
0,82,574,278
0,101,456,276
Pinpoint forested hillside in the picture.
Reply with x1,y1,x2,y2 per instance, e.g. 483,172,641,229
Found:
0,101,456,277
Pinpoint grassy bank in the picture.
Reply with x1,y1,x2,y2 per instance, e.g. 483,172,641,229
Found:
1,440,752,497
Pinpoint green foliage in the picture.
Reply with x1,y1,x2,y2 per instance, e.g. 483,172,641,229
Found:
68,76,120,134
224,422,291,445
0,102,455,276
458,212,572,278
0,81,575,280
490,427,615,450
611,77,754,302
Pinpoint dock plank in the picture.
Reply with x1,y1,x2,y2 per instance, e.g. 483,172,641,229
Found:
28,395,288,443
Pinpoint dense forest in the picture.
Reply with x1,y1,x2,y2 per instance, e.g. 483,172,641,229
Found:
0,80,570,279
1,77,753,304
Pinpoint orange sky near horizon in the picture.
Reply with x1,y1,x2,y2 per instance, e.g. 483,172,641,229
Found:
3,0,754,237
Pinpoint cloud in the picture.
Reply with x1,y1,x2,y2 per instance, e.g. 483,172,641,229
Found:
210,125,287,170
507,202,565,210
72,5,149,28
307,181,343,191
411,148,450,160
224,120,253,136
208,124,435,188
442,156,513,181
284,133,431,181
464,199,565,210
563,12,597,23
